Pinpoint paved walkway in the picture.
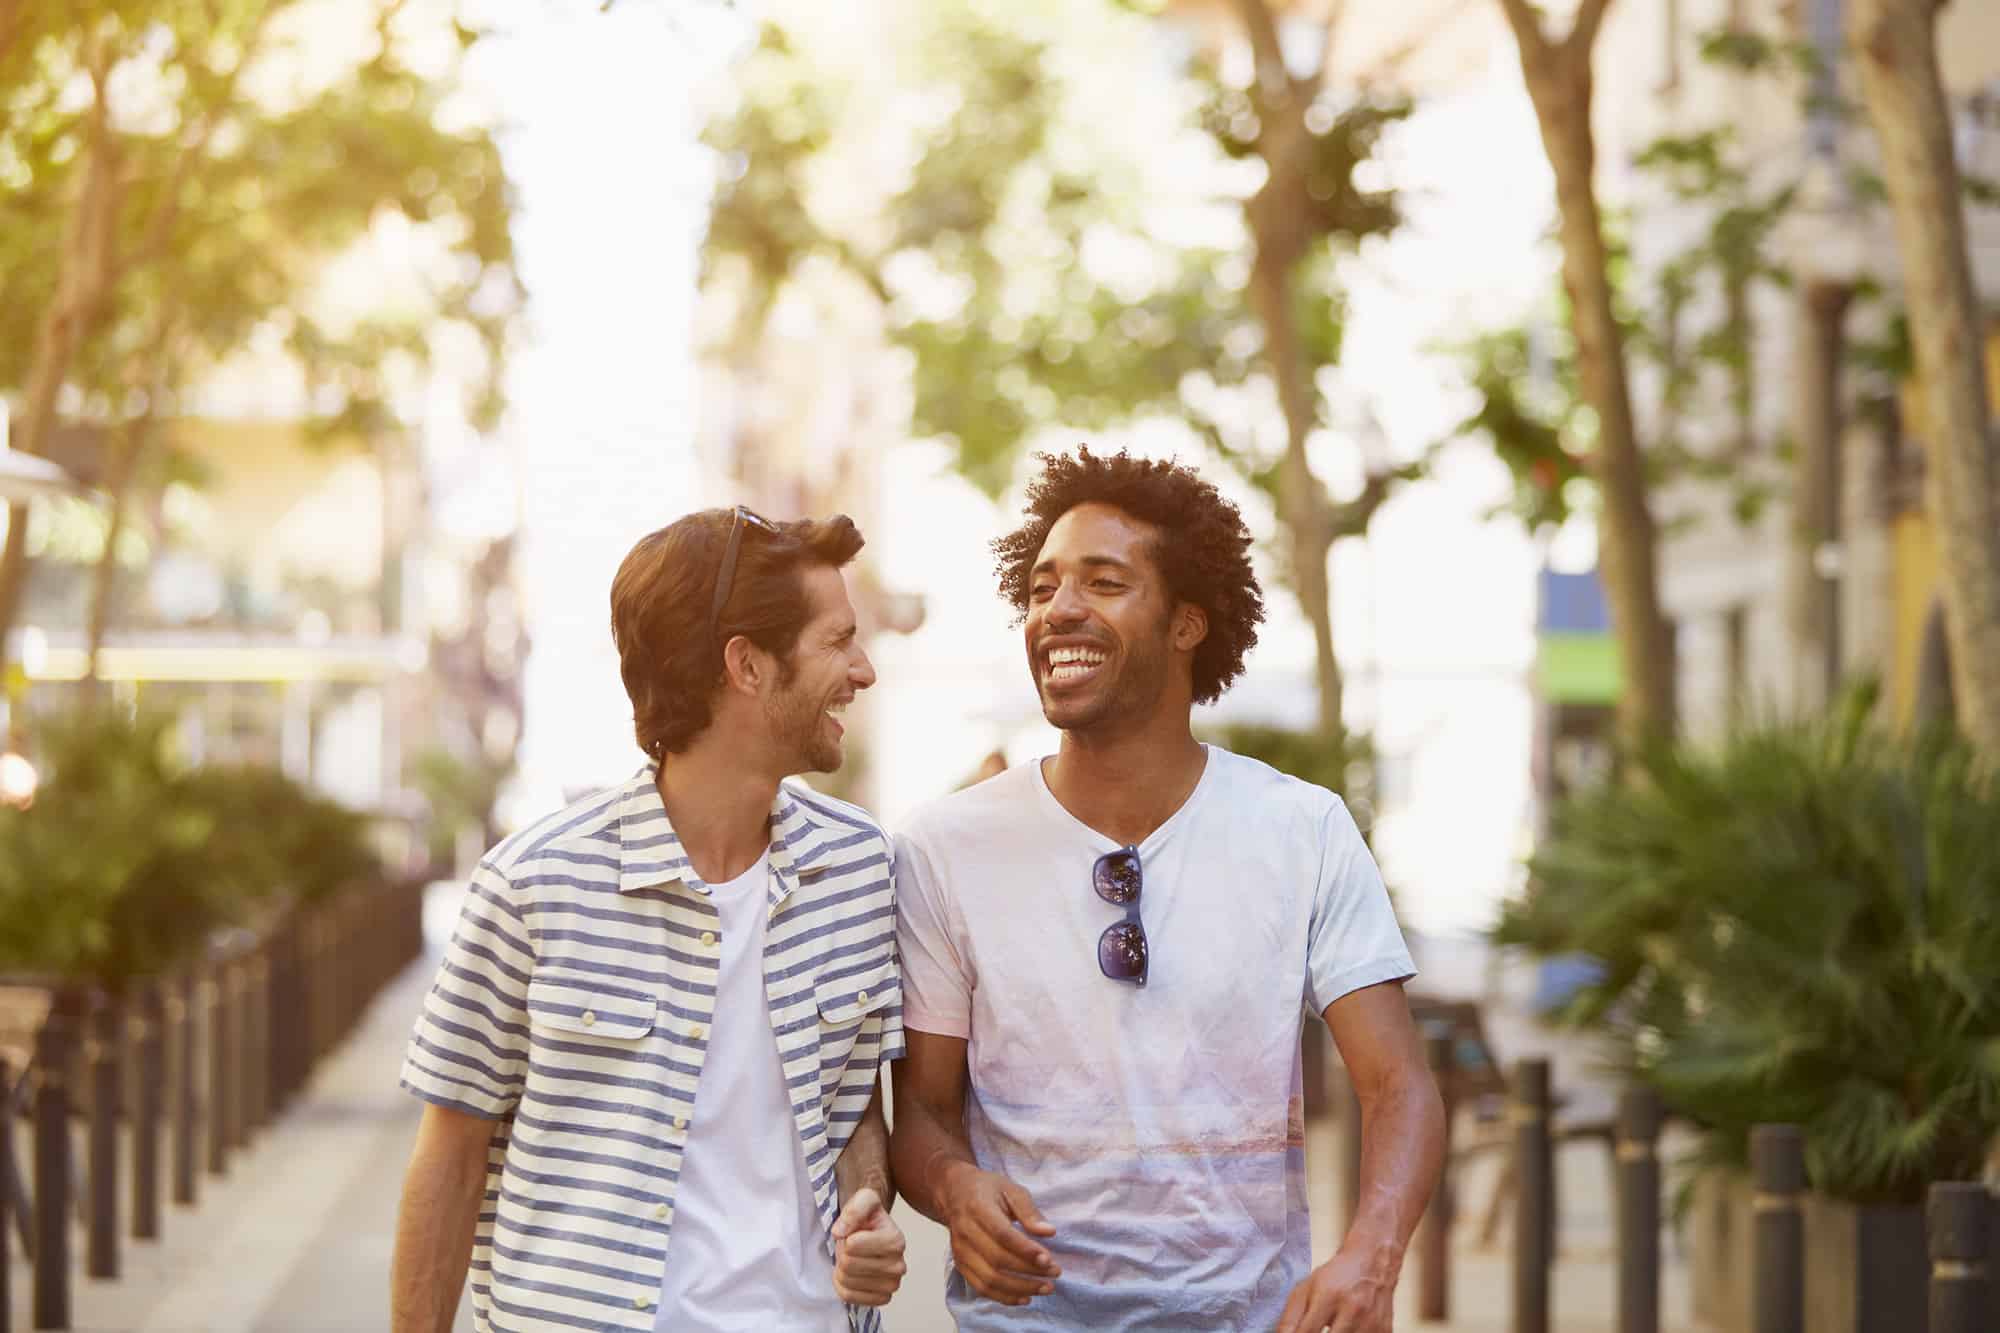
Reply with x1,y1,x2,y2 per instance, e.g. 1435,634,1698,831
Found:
9,886,1704,1331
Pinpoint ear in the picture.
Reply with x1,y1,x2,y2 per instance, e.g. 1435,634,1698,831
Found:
1172,602,1209,653
720,634,769,696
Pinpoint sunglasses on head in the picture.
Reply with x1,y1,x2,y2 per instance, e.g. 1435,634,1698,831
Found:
709,505,783,649
1092,846,1148,986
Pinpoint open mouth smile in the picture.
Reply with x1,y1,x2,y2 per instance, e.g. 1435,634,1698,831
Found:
1043,645,1109,689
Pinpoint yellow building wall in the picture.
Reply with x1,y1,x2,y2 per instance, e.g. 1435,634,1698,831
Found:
1887,328,2000,724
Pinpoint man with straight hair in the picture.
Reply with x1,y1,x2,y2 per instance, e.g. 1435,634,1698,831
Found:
891,450,1444,1332
392,507,908,1332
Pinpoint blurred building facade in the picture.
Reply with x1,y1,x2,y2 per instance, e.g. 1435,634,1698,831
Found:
15,413,524,865
1591,0,2000,734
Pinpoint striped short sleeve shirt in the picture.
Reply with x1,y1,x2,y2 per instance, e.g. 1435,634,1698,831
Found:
400,766,905,1333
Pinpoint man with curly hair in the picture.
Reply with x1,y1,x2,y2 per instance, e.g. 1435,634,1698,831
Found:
890,449,1443,1333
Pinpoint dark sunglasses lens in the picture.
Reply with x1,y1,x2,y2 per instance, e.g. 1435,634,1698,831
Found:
1093,850,1142,904
1099,921,1148,981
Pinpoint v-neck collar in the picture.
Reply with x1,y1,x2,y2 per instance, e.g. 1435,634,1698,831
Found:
1030,744,1217,855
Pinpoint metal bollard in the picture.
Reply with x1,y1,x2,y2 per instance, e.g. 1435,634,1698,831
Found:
168,975,197,1207
33,1008,75,1330
1750,1123,1805,1333
234,957,257,1142
1511,1057,1552,1333
1415,1030,1454,1321
204,969,228,1176
131,985,164,1240
220,962,246,1153
1616,1087,1662,1333
1927,1182,1991,1333
85,995,121,1279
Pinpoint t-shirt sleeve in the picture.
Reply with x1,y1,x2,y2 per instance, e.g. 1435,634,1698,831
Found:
1304,796,1416,1015
893,830,973,1040
399,863,535,1118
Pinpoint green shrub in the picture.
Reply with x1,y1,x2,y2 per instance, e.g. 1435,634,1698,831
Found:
1497,688,2000,1204
0,706,382,988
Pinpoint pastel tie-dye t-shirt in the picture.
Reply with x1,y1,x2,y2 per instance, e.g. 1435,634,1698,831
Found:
893,746,1415,1332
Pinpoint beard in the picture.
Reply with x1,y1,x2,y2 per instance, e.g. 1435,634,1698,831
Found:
765,669,843,774
1039,627,1173,734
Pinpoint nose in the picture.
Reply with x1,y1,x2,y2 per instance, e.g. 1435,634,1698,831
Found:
1044,577,1088,628
851,645,877,691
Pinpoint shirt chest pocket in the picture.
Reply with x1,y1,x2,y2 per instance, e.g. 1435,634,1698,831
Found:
526,972,657,1058
813,961,896,1079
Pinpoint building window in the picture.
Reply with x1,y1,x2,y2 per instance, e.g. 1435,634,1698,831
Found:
1724,604,1749,725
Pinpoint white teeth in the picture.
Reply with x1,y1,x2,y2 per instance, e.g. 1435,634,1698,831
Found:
1046,648,1107,669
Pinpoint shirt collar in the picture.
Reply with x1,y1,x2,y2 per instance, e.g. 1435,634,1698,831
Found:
614,764,843,900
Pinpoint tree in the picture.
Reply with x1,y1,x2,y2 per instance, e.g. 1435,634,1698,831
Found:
705,0,1424,737
0,0,518,666
1493,0,1678,747
1848,0,2000,754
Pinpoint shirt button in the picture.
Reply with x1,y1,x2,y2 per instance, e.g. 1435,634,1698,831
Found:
580,1010,596,1027
674,1115,688,1130
700,931,717,948
633,1295,652,1310
688,1024,706,1041
654,1203,668,1220
856,990,870,1006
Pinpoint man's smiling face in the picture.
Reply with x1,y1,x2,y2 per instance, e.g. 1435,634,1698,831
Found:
1024,503,1183,734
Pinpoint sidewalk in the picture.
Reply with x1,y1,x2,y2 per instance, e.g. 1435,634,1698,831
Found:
10,893,1704,1331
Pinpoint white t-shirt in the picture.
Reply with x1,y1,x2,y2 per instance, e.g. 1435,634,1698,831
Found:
893,746,1415,1333
656,853,846,1332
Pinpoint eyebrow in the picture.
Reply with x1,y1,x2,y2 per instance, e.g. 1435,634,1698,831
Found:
1030,555,1137,577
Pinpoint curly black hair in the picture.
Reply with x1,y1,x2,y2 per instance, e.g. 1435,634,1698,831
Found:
993,447,1264,704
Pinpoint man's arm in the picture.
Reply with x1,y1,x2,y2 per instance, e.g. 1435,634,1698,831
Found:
836,1077,894,1208
390,1103,496,1333
890,1031,1059,1307
1276,979,1445,1333
831,1078,907,1307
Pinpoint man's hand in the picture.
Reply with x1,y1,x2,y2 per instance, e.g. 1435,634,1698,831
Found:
937,1163,1059,1307
832,1188,907,1307
1274,1248,1395,1333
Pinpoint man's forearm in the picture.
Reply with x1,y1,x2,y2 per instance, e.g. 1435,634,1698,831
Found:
837,1083,895,1209
1340,1066,1446,1275
888,1089,978,1225
390,1126,490,1333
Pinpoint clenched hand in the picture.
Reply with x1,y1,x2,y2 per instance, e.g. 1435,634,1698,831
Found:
831,1188,906,1307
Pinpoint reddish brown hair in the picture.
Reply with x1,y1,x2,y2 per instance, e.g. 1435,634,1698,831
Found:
611,509,864,759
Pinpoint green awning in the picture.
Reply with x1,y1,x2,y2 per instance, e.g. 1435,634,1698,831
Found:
1538,631,1621,704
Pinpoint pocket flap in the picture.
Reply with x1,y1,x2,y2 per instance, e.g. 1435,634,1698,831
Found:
815,962,896,1026
527,973,656,1041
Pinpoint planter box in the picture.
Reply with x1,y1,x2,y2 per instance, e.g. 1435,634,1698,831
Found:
1688,1172,2000,1333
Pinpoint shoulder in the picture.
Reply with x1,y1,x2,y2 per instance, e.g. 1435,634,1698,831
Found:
481,782,627,888
895,760,1039,854
782,780,895,884
1204,745,1345,819
783,779,887,841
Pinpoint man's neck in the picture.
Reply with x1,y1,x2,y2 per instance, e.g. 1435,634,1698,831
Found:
655,738,780,884
1043,714,1208,849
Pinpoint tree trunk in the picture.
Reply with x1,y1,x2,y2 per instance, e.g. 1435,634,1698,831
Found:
1848,0,2000,753
0,57,123,661
1499,0,1679,747
84,422,148,693
1788,280,1851,712
1248,247,1345,737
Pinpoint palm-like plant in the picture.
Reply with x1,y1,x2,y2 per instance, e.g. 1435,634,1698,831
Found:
1498,689,2000,1204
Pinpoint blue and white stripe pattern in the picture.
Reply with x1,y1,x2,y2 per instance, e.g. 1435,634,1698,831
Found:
401,765,904,1332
